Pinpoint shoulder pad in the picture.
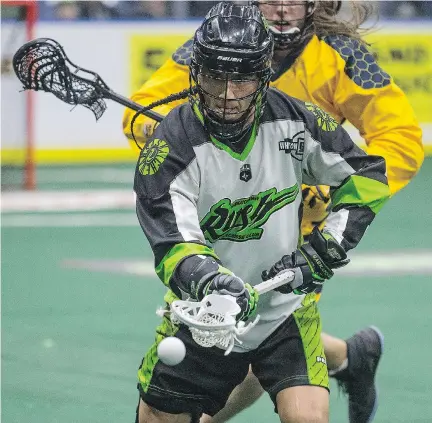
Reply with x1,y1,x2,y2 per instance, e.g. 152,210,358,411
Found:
323,35,391,89
172,38,193,66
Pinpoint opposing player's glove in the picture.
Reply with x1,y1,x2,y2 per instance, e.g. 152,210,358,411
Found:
301,185,331,235
261,227,350,295
173,255,258,321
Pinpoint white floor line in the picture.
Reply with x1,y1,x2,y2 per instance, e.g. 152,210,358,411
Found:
1,212,139,227
1,189,135,212
59,251,432,278
35,167,134,184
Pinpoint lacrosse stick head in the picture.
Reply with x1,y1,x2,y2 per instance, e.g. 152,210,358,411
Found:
13,38,108,120
170,294,259,355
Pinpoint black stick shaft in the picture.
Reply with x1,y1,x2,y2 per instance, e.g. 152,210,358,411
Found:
103,88,164,122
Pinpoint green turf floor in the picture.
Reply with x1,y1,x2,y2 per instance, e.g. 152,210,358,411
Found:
2,159,432,422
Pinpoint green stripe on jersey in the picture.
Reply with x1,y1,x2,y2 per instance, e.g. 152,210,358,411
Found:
293,302,329,388
155,242,219,286
331,175,390,214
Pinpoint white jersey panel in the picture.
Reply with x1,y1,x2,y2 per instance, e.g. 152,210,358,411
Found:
169,158,204,243
192,120,307,351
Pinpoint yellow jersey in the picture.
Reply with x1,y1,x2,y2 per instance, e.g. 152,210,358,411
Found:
123,34,423,235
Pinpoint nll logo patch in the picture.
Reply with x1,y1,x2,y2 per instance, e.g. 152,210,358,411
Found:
239,164,252,182
316,356,327,365
278,130,305,161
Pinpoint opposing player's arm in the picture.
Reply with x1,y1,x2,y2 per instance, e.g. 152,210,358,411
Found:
123,39,193,152
325,35,424,194
300,102,391,252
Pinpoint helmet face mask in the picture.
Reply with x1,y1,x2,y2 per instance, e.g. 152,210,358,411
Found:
190,2,273,143
191,67,270,141
252,1,315,51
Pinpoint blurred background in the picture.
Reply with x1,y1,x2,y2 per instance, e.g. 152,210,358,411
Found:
1,1,431,423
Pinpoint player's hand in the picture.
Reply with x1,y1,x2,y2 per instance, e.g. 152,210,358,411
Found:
126,119,159,152
143,121,159,139
301,185,331,234
261,227,350,295
201,274,259,321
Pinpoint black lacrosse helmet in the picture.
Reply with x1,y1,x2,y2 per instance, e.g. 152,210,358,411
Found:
250,1,316,51
189,2,273,143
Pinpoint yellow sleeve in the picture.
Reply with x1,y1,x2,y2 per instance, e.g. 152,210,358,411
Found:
326,36,424,195
122,55,191,153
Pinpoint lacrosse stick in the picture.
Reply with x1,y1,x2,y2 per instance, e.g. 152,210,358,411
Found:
169,269,296,355
12,37,166,122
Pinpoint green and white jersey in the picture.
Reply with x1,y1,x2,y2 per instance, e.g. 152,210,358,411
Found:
134,88,390,352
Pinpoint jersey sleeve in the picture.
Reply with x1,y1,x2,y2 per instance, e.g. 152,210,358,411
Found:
299,101,391,251
123,39,193,153
133,107,219,290
323,35,424,194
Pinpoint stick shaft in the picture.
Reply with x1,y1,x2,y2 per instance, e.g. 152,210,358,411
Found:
102,88,164,122
254,270,295,294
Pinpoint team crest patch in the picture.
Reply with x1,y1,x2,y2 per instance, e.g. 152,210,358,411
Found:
138,138,169,176
305,103,338,132
278,130,305,161
239,164,252,182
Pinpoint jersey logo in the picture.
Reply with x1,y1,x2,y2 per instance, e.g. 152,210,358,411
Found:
138,138,170,176
278,130,305,161
200,185,299,243
305,103,338,132
239,164,252,182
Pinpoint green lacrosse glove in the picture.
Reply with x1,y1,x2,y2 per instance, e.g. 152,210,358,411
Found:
173,255,259,321
262,227,350,295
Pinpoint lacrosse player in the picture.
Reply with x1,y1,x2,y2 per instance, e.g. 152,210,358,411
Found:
124,2,423,422
133,3,390,423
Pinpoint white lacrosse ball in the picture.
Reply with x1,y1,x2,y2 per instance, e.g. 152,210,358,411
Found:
157,337,186,366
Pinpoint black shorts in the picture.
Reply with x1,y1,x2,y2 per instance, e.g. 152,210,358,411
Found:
137,301,329,417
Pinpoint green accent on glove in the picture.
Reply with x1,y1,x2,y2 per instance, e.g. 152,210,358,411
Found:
234,283,259,321
244,283,259,319
155,243,219,287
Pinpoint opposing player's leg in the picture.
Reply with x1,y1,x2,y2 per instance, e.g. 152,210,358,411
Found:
200,369,264,423
253,296,329,423
321,332,348,370
136,315,250,423
328,327,384,423
200,329,382,423
137,399,191,423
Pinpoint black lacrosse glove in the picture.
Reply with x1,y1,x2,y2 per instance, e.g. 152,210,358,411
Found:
173,255,258,322
200,274,259,322
261,227,350,295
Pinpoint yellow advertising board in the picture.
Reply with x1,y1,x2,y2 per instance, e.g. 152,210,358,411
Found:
366,31,432,124
129,33,191,94
130,30,432,121
128,27,432,155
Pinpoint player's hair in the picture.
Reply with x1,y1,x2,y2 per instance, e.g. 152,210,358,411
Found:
314,0,376,43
